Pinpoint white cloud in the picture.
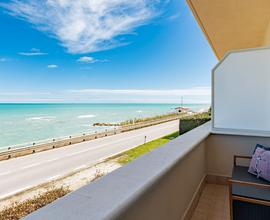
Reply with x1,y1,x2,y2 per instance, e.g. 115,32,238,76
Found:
0,0,166,54
167,13,181,21
77,56,95,63
68,87,211,96
0,97,63,103
0,92,51,96
77,56,108,64
0,87,211,103
18,48,47,56
47,64,58,68
67,87,211,103
0,91,55,103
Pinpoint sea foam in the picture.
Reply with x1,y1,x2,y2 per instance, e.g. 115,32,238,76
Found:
26,116,56,121
77,114,96,119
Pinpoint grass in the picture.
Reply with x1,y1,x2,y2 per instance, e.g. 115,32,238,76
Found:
116,111,211,165
120,112,182,126
0,187,70,220
117,131,179,165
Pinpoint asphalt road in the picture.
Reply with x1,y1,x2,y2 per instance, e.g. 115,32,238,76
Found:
0,120,179,200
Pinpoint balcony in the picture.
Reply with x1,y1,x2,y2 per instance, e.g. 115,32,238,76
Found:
191,184,229,220
23,46,270,220
24,120,270,220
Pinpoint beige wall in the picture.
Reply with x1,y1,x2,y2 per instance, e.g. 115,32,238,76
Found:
206,134,270,176
263,21,270,45
118,141,206,220
187,0,270,59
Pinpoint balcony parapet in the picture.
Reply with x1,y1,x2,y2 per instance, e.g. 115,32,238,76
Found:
24,122,211,220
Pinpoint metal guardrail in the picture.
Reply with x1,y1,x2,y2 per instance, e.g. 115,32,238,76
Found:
0,116,181,161
0,129,116,153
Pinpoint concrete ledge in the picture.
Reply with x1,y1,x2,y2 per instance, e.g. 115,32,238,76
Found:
24,122,211,220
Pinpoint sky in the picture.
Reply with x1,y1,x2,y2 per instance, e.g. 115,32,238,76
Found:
0,0,217,104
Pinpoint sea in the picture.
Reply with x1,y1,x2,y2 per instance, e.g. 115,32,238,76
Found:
0,103,210,151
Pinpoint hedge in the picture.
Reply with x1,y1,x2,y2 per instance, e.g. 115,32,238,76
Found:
179,111,211,134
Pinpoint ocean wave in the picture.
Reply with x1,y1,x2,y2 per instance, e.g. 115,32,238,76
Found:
77,114,96,119
26,116,56,121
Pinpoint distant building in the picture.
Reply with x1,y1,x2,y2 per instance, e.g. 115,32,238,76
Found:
175,107,192,113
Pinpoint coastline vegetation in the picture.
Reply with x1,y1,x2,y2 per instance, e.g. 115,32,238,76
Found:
117,131,179,165
120,112,182,126
0,187,70,220
179,111,211,134
116,111,211,165
93,112,183,127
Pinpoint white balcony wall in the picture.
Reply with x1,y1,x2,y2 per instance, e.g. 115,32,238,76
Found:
213,47,270,136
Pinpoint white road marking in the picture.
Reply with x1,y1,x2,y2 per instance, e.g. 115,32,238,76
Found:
0,121,179,199
0,171,12,177
73,165,87,171
0,123,176,177
46,175,61,181
0,186,30,200
22,162,42,169
47,123,175,162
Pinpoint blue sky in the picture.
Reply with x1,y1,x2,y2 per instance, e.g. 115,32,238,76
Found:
0,0,217,103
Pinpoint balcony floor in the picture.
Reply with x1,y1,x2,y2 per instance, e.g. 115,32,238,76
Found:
191,184,230,220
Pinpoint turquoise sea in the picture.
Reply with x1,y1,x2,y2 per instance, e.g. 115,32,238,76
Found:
0,103,210,150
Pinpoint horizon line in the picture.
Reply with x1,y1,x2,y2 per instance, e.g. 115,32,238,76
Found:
0,102,211,105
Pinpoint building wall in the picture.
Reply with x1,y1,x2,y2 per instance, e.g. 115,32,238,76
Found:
263,21,270,45
118,141,206,220
213,47,270,136
206,133,270,176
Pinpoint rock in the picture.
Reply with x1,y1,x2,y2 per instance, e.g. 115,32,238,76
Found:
93,122,119,127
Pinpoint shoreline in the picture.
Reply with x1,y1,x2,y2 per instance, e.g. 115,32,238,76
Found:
0,112,186,161
1,111,185,152
0,120,180,209
0,103,210,150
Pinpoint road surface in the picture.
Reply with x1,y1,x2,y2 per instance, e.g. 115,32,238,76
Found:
0,120,179,200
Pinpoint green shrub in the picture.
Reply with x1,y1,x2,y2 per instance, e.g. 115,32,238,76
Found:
179,112,211,134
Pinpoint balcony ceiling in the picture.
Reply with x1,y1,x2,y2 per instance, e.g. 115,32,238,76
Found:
187,0,270,59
